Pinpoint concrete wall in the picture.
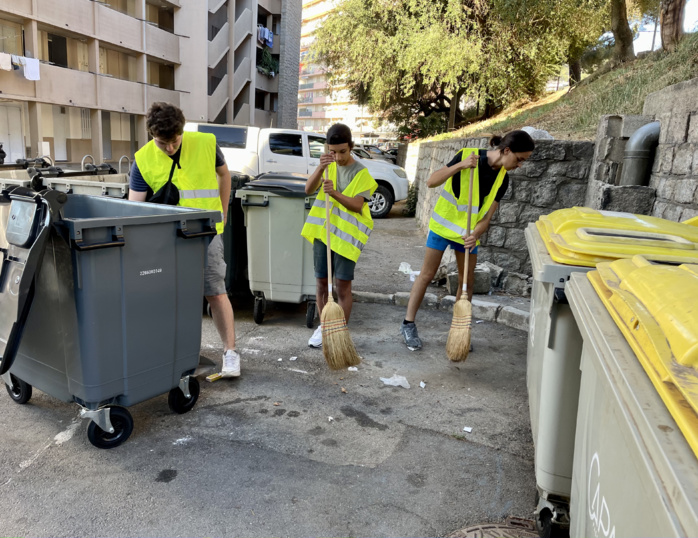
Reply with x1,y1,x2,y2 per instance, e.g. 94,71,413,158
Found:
277,0,301,129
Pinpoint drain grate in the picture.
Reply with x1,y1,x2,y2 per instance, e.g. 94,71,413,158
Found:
447,517,539,538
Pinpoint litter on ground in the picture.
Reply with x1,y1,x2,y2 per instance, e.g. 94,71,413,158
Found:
380,374,410,389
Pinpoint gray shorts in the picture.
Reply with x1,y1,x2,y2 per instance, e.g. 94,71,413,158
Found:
313,239,356,281
204,235,227,296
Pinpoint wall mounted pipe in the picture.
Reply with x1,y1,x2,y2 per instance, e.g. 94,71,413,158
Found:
619,121,660,186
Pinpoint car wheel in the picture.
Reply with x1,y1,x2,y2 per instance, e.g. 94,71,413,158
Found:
369,185,394,219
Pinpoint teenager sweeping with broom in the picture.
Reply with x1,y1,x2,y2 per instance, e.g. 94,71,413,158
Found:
400,130,535,352
301,123,378,367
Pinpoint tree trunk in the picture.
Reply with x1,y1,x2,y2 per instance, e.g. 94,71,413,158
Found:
610,0,636,61
447,88,463,131
568,53,582,85
661,0,686,52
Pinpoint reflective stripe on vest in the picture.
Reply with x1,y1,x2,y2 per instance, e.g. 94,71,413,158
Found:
300,163,377,263
312,198,373,236
134,131,224,234
179,188,220,199
428,148,506,246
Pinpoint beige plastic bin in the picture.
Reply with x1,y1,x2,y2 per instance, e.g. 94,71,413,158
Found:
566,272,698,537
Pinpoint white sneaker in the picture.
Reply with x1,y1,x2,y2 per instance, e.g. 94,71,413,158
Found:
221,349,241,377
308,325,322,348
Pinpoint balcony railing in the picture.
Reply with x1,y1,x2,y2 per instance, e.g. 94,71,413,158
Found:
208,21,230,69
208,73,229,121
234,8,253,50
233,56,251,99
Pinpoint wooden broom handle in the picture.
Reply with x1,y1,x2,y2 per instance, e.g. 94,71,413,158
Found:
462,166,474,293
325,166,333,295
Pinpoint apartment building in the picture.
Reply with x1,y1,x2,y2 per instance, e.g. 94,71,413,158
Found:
0,0,300,166
297,0,392,140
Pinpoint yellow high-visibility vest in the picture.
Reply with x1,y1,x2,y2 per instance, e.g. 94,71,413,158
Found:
135,131,224,234
301,162,377,262
428,148,505,246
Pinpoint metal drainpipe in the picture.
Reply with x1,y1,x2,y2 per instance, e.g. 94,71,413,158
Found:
619,121,660,186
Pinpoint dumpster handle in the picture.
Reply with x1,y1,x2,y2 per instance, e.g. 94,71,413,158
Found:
241,198,269,208
177,225,217,239
71,235,125,251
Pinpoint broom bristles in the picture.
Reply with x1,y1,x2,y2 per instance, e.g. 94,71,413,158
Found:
321,299,361,370
446,297,472,362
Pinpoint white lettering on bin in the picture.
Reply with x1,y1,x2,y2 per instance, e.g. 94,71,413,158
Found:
588,452,616,538
139,268,163,277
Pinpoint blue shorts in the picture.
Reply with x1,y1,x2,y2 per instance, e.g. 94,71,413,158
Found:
426,230,478,254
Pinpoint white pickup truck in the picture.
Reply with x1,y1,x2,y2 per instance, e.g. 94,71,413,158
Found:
183,123,410,218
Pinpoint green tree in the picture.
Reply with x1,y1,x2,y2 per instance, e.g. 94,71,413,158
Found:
311,0,610,135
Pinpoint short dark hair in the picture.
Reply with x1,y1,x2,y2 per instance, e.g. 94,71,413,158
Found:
490,130,535,153
326,123,353,147
146,102,185,140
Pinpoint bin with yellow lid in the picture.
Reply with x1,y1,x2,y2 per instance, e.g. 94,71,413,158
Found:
525,222,590,536
566,267,698,537
537,207,698,267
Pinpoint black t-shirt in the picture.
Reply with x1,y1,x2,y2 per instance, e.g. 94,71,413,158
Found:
446,149,509,207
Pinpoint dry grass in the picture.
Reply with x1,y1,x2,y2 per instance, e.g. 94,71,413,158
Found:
430,32,698,142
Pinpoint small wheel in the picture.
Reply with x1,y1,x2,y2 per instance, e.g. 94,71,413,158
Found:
168,377,200,414
368,185,394,219
253,296,265,325
306,301,316,328
5,374,32,404
87,406,133,449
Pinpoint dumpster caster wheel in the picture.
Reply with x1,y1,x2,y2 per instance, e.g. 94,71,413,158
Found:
5,374,32,404
168,377,200,414
87,406,133,449
306,301,316,328
253,296,265,325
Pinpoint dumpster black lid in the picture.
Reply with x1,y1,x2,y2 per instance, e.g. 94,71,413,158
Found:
241,173,310,197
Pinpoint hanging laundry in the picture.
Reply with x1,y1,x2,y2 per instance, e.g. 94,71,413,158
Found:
257,25,265,44
266,30,273,48
0,52,12,71
23,57,40,81
10,54,21,70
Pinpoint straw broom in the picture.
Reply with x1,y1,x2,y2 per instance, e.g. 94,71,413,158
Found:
446,167,474,362
320,166,361,370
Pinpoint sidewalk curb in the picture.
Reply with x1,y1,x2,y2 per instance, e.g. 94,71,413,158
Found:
352,291,530,332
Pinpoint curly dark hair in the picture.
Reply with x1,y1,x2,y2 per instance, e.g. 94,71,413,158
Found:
146,102,185,140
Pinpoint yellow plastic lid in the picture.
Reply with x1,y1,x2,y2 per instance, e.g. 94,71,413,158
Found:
588,255,698,458
537,207,698,266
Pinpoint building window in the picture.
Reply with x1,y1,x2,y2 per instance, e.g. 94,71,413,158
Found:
0,20,22,55
101,47,138,82
146,3,175,33
255,90,266,110
103,0,137,17
147,60,175,90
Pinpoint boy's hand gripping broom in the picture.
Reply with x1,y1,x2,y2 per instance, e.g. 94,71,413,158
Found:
320,166,361,370
446,167,474,361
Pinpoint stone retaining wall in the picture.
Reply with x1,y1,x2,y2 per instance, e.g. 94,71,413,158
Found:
643,78,698,222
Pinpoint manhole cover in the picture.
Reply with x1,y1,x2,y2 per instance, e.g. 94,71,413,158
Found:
447,517,538,538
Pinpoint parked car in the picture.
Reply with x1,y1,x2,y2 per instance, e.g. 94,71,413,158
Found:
183,123,409,218
355,144,397,165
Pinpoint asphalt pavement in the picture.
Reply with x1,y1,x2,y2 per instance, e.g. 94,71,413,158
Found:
0,203,536,537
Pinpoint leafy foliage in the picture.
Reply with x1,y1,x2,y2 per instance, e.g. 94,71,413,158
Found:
311,0,611,137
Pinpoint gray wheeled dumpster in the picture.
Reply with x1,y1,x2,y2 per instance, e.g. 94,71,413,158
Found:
236,173,317,327
0,189,220,448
